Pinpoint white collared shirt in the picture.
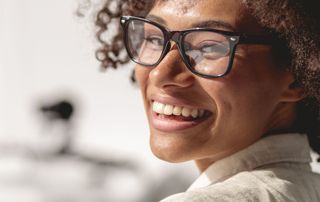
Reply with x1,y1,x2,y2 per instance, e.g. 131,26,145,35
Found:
161,133,320,202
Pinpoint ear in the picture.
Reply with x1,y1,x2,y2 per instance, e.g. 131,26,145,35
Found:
279,73,306,102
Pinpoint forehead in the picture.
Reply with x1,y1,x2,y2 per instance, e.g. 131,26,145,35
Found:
151,0,243,28
155,0,201,14
150,0,265,35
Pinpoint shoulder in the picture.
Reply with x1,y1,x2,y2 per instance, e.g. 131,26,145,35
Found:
160,172,279,202
161,167,320,202
248,165,320,201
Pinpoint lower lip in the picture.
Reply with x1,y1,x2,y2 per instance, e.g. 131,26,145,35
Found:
150,110,210,132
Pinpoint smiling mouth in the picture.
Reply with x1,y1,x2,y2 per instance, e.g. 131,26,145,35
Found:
150,101,212,132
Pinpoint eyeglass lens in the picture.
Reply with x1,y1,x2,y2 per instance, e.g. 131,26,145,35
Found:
126,19,232,77
127,20,165,65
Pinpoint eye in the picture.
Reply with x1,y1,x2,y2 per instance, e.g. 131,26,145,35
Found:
144,35,164,47
198,41,229,59
199,42,227,53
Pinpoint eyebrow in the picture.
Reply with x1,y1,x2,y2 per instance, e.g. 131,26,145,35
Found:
146,14,236,31
192,20,236,31
146,15,166,26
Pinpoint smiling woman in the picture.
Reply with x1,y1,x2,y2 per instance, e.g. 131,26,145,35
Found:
95,0,320,201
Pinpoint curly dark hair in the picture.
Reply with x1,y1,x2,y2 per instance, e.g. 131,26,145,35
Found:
95,0,320,158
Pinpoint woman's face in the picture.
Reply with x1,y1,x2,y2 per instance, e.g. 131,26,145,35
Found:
135,0,296,169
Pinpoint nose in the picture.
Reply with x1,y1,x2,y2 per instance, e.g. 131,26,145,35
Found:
149,44,195,89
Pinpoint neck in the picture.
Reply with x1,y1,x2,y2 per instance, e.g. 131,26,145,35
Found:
265,102,298,136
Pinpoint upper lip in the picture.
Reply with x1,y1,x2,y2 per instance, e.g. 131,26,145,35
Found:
150,94,212,112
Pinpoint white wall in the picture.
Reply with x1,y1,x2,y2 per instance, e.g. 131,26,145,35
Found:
0,0,197,178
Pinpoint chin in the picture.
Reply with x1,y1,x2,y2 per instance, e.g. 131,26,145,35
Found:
149,132,196,163
151,146,188,163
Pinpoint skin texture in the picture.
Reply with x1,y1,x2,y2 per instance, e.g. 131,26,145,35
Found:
159,0,199,15
135,0,304,172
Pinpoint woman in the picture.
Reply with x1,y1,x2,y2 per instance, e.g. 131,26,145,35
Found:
95,0,320,201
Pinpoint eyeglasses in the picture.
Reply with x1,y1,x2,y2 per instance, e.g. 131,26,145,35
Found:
120,16,275,78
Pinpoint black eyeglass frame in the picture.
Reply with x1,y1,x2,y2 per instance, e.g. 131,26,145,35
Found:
120,15,275,78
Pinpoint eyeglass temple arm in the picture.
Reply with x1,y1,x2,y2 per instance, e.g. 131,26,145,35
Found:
239,34,278,45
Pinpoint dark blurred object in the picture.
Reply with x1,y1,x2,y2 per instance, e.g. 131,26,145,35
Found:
39,100,75,155
40,100,74,121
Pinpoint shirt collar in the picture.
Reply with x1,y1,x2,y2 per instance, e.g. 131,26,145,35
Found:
188,133,312,191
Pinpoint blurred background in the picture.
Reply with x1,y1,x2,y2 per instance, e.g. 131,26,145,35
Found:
0,0,198,201
0,0,319,202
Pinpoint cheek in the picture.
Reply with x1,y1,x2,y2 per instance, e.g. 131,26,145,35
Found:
135,65,149,88
202,72,277,136
134,66,153,117
135,65,152,98
201,82,234,132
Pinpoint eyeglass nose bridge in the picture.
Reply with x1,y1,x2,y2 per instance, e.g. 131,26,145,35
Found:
161,31,191,67
163,31,183,51
170,31,181,43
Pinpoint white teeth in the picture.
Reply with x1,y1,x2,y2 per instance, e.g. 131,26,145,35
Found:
181,107,191,117
173,106,182,116
153,102,165,114
164,105,174,115
152,101,206,119
152,102,157,112
191,109,198,118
